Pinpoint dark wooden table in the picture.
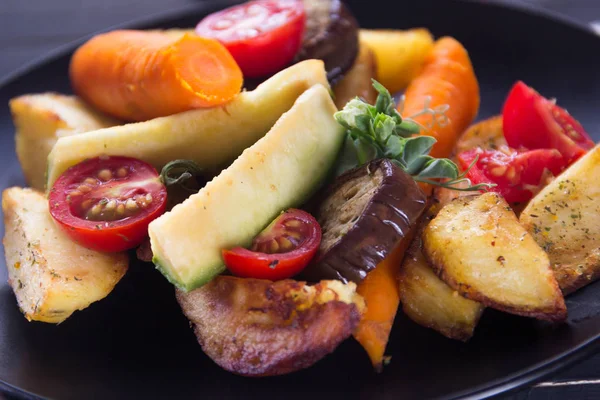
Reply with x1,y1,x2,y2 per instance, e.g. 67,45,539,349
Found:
1,0,599,399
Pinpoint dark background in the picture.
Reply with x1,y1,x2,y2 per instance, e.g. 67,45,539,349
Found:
1,0,599,399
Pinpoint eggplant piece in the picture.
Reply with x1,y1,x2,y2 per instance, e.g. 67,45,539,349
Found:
295,0,359,84
302,159,427,284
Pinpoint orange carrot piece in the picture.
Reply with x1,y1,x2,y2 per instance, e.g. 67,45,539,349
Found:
70,30,243,121
353,229,415,370
401,37,480,158
354,38,480,370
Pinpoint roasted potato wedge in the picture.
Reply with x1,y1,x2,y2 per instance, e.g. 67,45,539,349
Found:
453,115,506,156
176,276,364,376
10,93,120,191
2,188,128,323
399,186,485,341
359,29,434,93
520,144,600,294
333,42,377,109
423,192,566,321
399,233,485,341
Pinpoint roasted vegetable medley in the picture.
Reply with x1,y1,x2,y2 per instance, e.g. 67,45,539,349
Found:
3,0,599,378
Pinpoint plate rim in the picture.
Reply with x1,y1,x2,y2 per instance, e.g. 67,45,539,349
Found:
1,1,600,399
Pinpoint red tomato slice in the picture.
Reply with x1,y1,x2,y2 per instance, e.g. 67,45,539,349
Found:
502,81,595,163
222,209,321,280
49,156,167,252
457,147,567,203
195,0,305,78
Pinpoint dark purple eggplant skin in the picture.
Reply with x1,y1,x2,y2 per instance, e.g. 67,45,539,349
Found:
294,0,359,84
301,159,427,284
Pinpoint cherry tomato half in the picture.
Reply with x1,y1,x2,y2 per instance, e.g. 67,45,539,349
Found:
49,156,167,252
195,0,305,78
457,147,567,203
222,209,321,280
502,81,595,163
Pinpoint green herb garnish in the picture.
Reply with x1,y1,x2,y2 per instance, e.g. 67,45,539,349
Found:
160,159,205,193
334,80,494,191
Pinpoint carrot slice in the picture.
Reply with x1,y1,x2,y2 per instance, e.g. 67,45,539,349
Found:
354,37,480,370
401,37,480,158
70,30,243,121
353,229,416,371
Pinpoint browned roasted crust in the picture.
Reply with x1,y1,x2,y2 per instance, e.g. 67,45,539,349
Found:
553,250,600,295
422,194,567,323
302,159,427,284
176,277,363,376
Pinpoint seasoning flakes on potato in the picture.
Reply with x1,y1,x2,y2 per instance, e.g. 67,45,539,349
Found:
520,144,600,294
423,192,567,322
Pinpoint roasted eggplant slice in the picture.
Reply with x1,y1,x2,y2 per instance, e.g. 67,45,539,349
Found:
302,159,427,284
295,0,359,83
176,276,364,376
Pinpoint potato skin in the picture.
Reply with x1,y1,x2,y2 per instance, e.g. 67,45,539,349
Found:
3,187,128,323
399,191,485,341
520,144,600,294
423,193,566,322
10,93,119,191
176,277,364,376
333,42,377,109
359,29,434,93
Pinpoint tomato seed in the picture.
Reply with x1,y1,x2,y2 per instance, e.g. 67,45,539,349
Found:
490,166,507,177
116,204,125,217
145,193,153,203
84,177,97,186
278,237,293,251
78,184,92,193
81,199,92,210
105,200,117,211
91,204,103,216
270,240,280,253
69,190,82,197
116,168,128,178
98,169,112,181
125,199,138,211
285,219,302,228
505,167,516,181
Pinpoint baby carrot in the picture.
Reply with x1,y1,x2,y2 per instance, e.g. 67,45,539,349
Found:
354,38,479,370
353,229,416,371
70,30,243,122
401,36,480,158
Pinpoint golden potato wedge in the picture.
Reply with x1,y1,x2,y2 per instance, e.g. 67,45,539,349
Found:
453,115,506,156
399,186,485,341
2,188,128,323
423,192,566,321
176,276,364,376
10,93,120,191
399,233,485,341
520,144,600,294
359,28,434,93
333,42,377,109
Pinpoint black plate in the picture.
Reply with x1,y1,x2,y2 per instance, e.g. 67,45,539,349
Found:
1,1,600,399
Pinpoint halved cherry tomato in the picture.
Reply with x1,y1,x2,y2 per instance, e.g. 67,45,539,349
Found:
457,147,567,203
49,156,167,252
222,209,321,280
195,0,305,78
502,81,595,163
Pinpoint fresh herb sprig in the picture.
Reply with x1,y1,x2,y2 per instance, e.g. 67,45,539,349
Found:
334,80,493,192
160,159,205,193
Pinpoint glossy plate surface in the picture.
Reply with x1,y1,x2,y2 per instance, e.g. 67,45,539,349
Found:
1,1,600,399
